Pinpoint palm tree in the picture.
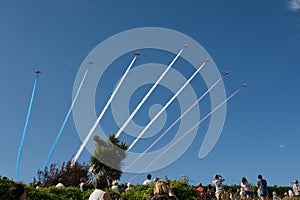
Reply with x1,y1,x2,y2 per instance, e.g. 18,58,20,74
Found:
90,134,128,185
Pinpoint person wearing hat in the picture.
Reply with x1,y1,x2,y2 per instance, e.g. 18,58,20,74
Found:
111,181,120,193
293,179,300,197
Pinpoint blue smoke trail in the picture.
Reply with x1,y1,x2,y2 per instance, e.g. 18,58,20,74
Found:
42,68,89,171
16,73,39,181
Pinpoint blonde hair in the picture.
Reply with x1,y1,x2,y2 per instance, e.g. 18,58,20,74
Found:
153,180,170,195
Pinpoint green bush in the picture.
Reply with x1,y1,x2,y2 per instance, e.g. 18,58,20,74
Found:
171,180,202,200
120,184,153,200
25,186,90,200
0,178,15,199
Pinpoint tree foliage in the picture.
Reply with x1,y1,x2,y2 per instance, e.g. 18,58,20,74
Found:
90,134,128,185
36,160,89,187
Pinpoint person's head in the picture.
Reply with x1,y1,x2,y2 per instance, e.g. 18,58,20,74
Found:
153,177,160,182
294,179,298,184
127,182,132,187
112,181,118,186
58,178,63,183
214,174,219,179
10,184,26,200
198,183,203,187
242,177,248,183
94,174,108,190
147,173,152,180
80,177,85,182
272,191,278,196
258,174,262,179
153,179,170,196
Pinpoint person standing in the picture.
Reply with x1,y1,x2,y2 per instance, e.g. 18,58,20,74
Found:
240,177,251,199
257,175,268,200
89,174,112,200
206,184,214,199
197,183,205,197
212,174,225,200
293,179,300,197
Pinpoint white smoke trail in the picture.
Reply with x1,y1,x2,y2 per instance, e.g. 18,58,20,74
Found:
115,46,186,138
127,58,208,150
71,53,139,166
127,85,244,182
124,74,226,170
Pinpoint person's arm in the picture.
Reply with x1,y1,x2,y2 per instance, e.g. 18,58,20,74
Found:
218,175,225,181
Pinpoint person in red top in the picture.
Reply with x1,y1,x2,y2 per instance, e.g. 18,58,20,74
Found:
197,183,205,197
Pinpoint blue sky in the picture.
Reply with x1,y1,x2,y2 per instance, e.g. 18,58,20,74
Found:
0,0,300,187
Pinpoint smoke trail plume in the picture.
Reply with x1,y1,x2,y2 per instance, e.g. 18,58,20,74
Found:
16,73,40,181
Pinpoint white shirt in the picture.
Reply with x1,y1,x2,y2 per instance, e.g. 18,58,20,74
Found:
143,179,153,185
56,183,65,188
213,179,224,192
89,189,110,200
241,182,250,192
293,184,300,196
288,189,294,197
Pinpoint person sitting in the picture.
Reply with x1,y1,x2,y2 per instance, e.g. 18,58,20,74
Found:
10,184,26,200
272,191,280,200
125,182,133,192
89,174,112,200
56,178,65,188
35,181,42,189
148,179,177,200
79,177,88,191
282,192,289,200
143,173,153,185
111,181,120,193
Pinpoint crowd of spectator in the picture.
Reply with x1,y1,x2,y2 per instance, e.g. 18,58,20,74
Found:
6,173,300,200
